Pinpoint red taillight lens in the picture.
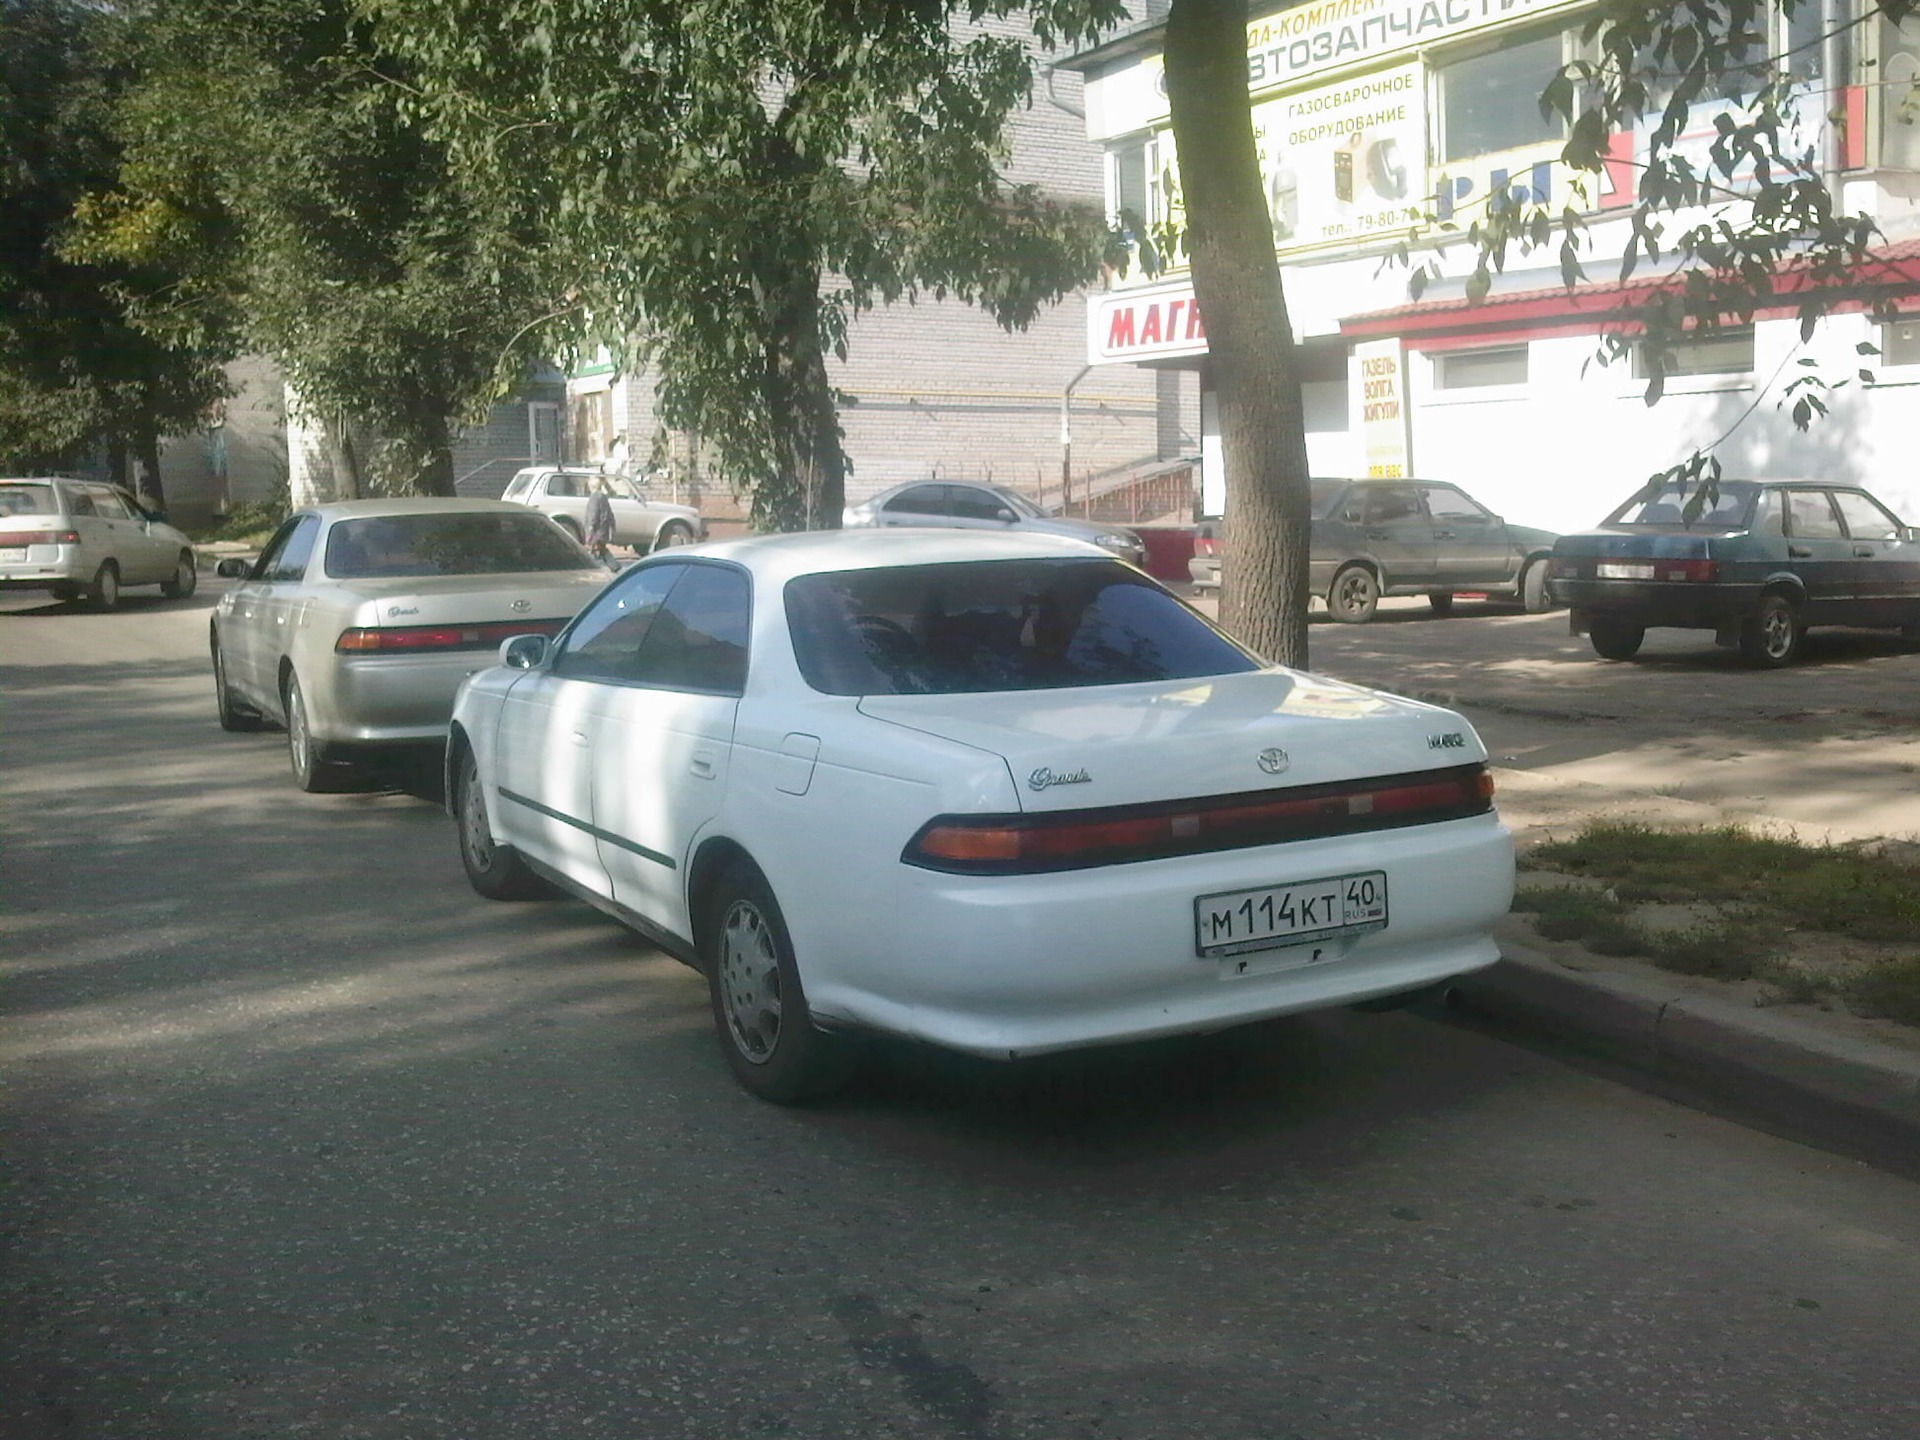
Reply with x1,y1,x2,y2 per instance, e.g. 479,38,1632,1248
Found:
906,764,1494,874
335,619,567,654
0,530,78,546
1194,536,1218,556
1658,559,1717,582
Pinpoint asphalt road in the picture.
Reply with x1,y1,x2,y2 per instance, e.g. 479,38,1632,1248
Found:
5,584,1920,1440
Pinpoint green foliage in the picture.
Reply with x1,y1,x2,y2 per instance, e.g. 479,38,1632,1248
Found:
1531,821,1920,942
76,0,567,496
1845,955,1920,1025
367,0,1130,528
0,0,228,484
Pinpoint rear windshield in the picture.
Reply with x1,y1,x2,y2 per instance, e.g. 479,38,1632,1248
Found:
0,483,58,517
324,512,598,578
1607,480,1761,528
784,557,1261,696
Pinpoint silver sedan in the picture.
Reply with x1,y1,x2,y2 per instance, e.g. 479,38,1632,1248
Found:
211,498,613,791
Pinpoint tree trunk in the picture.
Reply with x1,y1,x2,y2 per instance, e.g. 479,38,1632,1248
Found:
754,266,847,532
1164,0,1312,668
107,436,129,490
406,406,457,497
751,125,846,534
136,429,166,509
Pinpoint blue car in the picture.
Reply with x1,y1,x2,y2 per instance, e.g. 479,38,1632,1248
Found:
1547,477,1920,666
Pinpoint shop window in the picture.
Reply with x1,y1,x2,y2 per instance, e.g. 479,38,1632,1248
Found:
1882,317,1920,366
1433,346,1529,389
1632,328,1755,379
1109,135,1165,267
1436,32,1566,163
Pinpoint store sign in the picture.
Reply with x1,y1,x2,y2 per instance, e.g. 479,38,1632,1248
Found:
1432,141,1592,221
1245,0,1584,95
1255,64,1426,253
1088,0,1585,139
1090,282,1208,363
1352,339,1411,478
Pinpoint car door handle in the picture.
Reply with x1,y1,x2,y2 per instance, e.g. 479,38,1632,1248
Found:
1432,530,1455,539
689,751,717,779
1788,545,1813,558
571,729,589,747
1365,529,1390,540
1854,547,1876,558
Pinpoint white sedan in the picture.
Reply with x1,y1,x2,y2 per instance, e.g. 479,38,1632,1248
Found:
447,530,1514,1102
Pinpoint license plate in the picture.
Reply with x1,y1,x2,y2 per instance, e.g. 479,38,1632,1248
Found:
1596,562,1655,580
1194,871,1388,959
0,548,26,562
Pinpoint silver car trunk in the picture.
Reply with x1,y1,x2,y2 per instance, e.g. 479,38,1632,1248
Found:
333,572,606,628
858,669,1479,812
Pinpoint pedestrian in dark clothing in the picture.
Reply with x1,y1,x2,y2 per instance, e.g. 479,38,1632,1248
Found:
584,484,616,566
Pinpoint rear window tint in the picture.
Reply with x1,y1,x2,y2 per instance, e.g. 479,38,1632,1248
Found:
325,512,597,578
784,558,1260,696
0,484,57,517
1608,481,1760,527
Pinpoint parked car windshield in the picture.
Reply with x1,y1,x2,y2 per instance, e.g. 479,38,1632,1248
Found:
324,512,599,578
785,557,1261,696
1606,480,1761,528
0,482,59,516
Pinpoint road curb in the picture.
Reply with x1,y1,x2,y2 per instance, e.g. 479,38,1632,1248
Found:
1448,940,1920,1152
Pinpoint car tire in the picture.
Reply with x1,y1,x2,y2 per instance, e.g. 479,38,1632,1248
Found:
1520,559,1553,614
704,859,853,1104
1740,593,1804,668
89,561,120,611
1427,591,1455,616
160,551,198,599
453,745,552,900
1588,619,1645,660
211,634,262,732
1327,565,1380,623
282,670,350,793
652,521,696,550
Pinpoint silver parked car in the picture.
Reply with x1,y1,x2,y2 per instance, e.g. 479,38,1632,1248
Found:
210,498,612,791
0,476,198,609
499,465,705,551
843,479,1148,567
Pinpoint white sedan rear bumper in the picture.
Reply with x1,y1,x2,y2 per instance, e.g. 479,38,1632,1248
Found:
805,813,1514,1058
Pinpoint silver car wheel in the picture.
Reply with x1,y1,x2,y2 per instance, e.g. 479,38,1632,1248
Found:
718,898,783,1066
654,522,695,549
460,765,498,873
91,562,120,611
1761,606,1794,658
286,675,313,786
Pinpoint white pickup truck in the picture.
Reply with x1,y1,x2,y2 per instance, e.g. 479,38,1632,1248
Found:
499,467,705,552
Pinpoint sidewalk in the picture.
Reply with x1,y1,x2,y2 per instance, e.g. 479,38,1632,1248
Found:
1458,741,1920,1166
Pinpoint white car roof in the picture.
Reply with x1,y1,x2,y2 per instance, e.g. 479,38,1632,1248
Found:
682,527,1111,585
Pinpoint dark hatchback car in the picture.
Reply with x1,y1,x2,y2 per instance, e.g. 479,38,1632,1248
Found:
1188,477,1559,622
1547,477,1920,666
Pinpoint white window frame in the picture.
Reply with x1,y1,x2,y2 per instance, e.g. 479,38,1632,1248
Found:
1433,345,1530,391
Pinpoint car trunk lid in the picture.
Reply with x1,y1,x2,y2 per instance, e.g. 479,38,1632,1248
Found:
858,668,1482,813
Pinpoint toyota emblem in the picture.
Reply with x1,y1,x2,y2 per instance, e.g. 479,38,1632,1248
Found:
509,599,532,613
1257,747,1290,775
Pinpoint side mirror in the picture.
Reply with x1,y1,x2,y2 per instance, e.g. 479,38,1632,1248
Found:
500,634,549,670
994,507,1017,523
215,557,252,579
